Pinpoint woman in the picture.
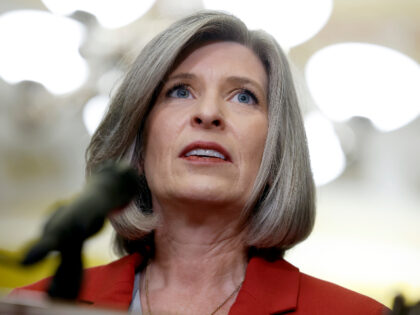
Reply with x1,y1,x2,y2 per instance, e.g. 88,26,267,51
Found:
15,11,387,314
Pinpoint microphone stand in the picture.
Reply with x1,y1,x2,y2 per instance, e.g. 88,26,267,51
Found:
47,232,83,300
390,295,420,315
20,162,140,300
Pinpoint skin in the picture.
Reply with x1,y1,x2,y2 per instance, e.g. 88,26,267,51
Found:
141,41,268,315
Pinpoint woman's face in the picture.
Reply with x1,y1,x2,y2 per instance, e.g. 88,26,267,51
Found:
144,41,268,211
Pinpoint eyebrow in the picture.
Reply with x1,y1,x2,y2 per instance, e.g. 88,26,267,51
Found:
165,73,266,96
166,73,196,82
225,76,266,97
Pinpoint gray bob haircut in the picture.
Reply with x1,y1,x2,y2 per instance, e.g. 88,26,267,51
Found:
86,10,315,257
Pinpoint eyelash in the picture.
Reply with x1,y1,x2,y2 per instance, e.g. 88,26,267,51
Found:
165,83,190,97
165,83,259,105
237,88,259,105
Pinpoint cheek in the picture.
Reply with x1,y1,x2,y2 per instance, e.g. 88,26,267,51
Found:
145,108,174,154
143,107,184,176
243,117,268,165
243,122,268,191
143,111,165,174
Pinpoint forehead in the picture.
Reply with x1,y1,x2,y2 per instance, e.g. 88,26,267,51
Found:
170,41,267,88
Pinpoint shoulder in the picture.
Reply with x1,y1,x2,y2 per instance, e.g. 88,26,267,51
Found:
9,253,142,308
297,272,387,314
238,256,388,315
81,252,142,290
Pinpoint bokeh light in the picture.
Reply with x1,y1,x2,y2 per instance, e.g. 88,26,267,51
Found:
305,43,420,132
82,95,110,135
305,111,346,186
41,0,156,29
203,0,333,48
0,10,88,95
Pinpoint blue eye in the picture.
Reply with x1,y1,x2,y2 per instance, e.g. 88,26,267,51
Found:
233,90,258,105
238,93,251,103
167,84,192,99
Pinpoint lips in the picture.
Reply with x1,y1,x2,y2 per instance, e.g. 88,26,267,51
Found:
179,141,232,162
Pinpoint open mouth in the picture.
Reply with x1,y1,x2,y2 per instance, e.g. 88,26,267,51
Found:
185,149,226,160
180,141,232,163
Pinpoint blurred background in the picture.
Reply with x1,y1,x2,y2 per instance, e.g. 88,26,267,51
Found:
0,0,419,307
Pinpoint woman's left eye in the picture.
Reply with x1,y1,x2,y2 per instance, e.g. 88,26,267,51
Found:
232,90,258,105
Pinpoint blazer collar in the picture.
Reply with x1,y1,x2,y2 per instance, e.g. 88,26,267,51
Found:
78,253,300,314
78,253,143,309
229,256,300,315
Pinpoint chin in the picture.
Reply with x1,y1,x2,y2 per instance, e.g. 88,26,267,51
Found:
175,182,241,207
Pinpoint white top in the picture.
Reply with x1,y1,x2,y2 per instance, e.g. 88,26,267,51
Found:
129,272,142,314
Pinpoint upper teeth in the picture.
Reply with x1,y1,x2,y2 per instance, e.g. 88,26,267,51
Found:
185,149,226,160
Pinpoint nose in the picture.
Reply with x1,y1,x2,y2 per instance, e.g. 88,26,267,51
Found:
191,94,225,129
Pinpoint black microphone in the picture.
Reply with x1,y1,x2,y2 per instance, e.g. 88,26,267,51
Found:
389,295,420,315
21,161,140,299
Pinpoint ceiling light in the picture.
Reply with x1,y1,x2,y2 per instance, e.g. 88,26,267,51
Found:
82,95,110,135
41,0,156,29
305,111,346,186
306,43,420,132
0,10,88,95
203,0,333,48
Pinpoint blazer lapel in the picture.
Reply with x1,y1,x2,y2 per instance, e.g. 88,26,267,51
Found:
229,257,300,315
77,253,143,309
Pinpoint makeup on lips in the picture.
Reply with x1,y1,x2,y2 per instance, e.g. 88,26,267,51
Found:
179,141,232,163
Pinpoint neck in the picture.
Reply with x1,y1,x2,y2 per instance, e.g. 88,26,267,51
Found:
149,198,247,291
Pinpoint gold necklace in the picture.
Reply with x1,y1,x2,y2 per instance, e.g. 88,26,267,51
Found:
144,264,243,315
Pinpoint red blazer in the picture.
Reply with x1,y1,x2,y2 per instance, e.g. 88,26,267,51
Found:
11,253,388,314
